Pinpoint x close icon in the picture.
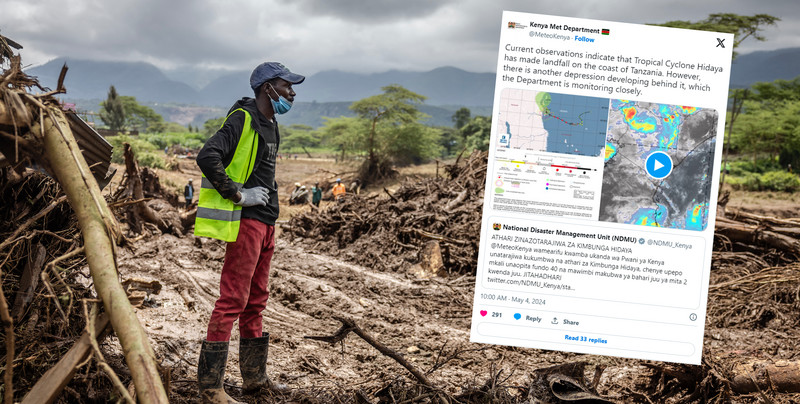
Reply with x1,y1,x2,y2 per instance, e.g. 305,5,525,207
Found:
716,38,725,48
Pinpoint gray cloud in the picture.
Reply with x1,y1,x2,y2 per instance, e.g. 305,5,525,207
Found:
289,0,457,23
1,0,797,76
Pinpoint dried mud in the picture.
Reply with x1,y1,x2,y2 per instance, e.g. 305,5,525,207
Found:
118,154,800,403
2,155,800,403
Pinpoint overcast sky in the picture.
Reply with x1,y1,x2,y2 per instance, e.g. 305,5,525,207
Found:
2,0,797,76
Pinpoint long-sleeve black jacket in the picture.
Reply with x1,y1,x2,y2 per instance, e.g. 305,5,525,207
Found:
196,98,280,225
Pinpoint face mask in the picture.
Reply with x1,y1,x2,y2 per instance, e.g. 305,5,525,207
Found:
268,83,292,114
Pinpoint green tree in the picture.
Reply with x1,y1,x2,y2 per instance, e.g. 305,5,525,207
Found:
282,124,320,158
750,77,800,102
98,85,126,131
318,116,365,162
460,115,492,152
350,85,433,182
438,126,460,157
203,116,225,139
383,123,442,166
452,107,471,129
119,96,164,132
732,96,800,168
742,78,800,168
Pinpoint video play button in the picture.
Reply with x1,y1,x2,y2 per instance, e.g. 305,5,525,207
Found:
646,151,673,179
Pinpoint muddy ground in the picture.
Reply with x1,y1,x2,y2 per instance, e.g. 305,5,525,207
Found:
75,157,796,403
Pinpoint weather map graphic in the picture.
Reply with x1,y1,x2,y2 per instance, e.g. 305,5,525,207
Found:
496,88,609,156
598,100,718,231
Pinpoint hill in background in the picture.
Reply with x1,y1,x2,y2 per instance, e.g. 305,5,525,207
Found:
729,47,800,88
29,59,495,106
26,47,800,128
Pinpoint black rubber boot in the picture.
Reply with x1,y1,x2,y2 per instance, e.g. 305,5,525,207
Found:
197,340,244,404
239,332,288,393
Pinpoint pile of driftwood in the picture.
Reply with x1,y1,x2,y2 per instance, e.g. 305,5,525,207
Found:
0,154,185,403
0,42,169,402
0,170,100,401
711,206,800,330
284,150,487,275
285,150,800,401
715,206,800,261
110,143,195,238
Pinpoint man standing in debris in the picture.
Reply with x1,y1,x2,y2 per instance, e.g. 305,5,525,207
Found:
194,61,304,403
184,179,194,210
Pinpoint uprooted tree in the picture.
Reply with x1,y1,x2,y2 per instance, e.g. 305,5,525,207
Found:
0,43,168,402
349,85,442,184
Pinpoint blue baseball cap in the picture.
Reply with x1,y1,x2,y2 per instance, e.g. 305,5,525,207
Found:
250,62,305,90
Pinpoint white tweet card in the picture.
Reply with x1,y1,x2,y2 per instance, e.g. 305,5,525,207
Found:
470,11,733,365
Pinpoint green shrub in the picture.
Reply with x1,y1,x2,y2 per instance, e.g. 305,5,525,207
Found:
137,152,166,169
141,132,206,150
181,138,204,150
727,170,800,192
724,157,781,176
108,135,158,164
726,173,760,191
759,170,800,192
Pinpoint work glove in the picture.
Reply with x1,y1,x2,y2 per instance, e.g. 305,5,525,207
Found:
233,186,269,207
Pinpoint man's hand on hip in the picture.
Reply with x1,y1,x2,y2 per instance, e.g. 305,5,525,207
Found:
233,187,270,207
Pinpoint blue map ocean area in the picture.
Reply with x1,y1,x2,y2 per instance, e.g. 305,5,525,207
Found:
499,122,512,147
543,93,609,156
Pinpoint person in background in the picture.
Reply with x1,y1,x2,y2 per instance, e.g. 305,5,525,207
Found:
295,185,309,204
332,178,346,201
311,182,322,207
289,182,302,205
184,179,194,210
349,178,361,195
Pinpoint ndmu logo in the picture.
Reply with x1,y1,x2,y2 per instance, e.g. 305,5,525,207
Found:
493,223,502,231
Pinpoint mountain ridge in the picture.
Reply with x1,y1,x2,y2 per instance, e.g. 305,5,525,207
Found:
27,48,800,107
28,59,497,107
24,48,800,128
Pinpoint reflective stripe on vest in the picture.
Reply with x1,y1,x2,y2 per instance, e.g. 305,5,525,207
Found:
194,109,258,242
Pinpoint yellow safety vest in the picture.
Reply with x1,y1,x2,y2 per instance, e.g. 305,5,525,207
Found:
194,109,259,242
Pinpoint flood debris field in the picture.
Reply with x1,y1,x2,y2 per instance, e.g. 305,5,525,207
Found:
1,151,799,404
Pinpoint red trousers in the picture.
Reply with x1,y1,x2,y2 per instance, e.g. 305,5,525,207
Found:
206,218,275,341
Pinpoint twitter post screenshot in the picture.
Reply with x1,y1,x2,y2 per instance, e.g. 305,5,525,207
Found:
470,11,734,364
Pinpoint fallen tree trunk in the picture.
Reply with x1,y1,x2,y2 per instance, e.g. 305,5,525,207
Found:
730,360,800,394
113,144,190,236
30,109,168,403
714,216,800,257
122,143,170,234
